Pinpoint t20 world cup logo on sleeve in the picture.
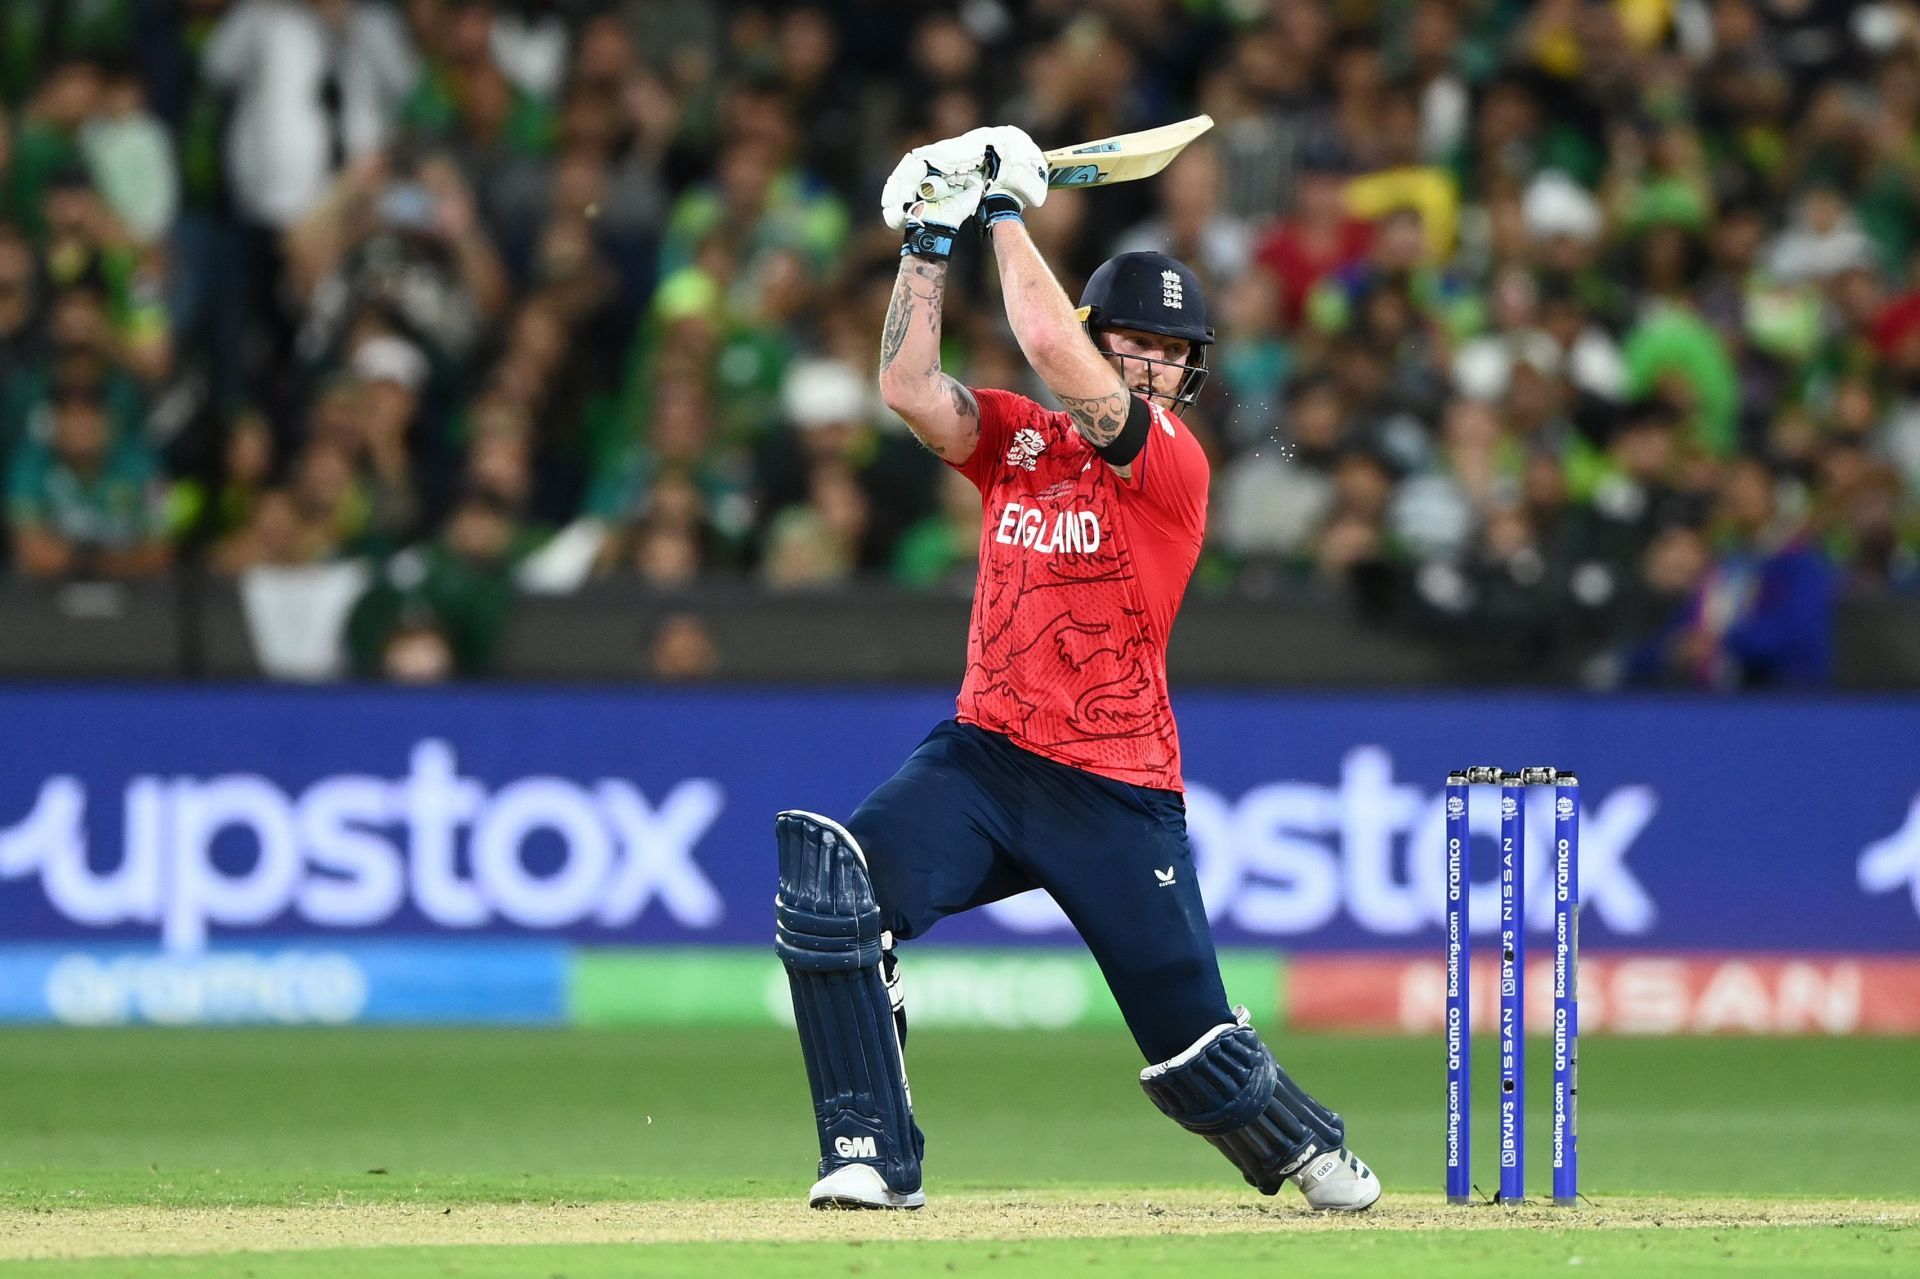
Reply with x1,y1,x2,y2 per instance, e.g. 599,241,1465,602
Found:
1005,428,1046,471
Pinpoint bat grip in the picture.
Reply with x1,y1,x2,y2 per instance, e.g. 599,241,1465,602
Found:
915,149,994,205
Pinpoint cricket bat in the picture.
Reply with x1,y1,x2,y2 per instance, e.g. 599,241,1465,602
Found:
916,115,1214,202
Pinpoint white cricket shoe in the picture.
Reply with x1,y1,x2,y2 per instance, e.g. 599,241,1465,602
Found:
808,1163,927,1210
1291,1147,1381,1212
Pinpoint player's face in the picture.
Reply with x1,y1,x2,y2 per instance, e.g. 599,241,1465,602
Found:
1099,327,1190,407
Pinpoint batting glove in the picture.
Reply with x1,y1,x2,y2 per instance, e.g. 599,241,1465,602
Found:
976,125,1048,232
881,139,990,261
881,131,998,229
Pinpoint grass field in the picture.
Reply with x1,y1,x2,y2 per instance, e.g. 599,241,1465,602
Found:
2,1027,1917,1276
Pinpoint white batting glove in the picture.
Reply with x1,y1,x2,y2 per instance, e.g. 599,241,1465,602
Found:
979,125,1048,213
880,152,986,233
881,131,995,230
916,129,994,178
882,134,992,261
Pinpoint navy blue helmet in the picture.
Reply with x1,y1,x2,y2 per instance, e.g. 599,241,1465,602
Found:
1075,251,1214,405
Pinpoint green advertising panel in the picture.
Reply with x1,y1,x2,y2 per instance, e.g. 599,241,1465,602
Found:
570,947,1282,1030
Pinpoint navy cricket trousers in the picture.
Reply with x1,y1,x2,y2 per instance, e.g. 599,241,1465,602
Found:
846,719,1235,1064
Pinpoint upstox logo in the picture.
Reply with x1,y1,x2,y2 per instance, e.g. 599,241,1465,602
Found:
984,747,1658,939
0,740,725,951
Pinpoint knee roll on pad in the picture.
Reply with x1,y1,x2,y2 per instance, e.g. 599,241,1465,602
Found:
775,810,923,1192
1138,1008,1346,1195
775,809,885,971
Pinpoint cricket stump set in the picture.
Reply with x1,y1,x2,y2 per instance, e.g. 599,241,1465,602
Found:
1445,766,1580,1206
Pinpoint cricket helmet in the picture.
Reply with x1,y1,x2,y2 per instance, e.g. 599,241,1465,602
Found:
1076,251,1214,405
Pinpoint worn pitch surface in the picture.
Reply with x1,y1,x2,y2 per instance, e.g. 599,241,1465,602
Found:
2,1027,1914,1275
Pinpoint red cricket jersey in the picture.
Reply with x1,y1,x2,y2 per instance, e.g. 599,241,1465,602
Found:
945,386,1209,791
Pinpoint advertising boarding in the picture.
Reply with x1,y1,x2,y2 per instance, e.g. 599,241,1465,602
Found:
2,688,1917,1029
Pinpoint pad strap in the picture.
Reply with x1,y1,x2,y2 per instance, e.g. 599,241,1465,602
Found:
1139,1008,1346,1194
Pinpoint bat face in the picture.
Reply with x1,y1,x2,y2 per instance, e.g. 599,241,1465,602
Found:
917,115,1214,201
1042,115,1214,190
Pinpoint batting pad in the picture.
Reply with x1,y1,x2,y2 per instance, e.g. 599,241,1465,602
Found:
774,810,923,1193
1139,1007,1346,1195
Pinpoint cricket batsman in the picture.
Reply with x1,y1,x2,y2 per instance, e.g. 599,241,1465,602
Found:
773,126,1380,1213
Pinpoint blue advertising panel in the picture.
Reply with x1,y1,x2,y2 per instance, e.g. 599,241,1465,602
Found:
0,941,566,1024
2,687,1917,954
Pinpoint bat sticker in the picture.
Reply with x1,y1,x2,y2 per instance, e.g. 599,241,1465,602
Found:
1048,164,1106,187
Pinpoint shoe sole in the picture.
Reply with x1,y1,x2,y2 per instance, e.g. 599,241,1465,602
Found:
809,1194,926,1210
1307,1186,1382,1213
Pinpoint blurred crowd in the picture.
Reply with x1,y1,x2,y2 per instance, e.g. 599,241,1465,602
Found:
4,0,1919,687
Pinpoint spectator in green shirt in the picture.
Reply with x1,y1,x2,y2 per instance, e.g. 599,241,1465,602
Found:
346,486,528,678
658,133,848,280
1622,302,1741,457
6,384,169,579
891,467,982,592
0,224,37,425
7,59,96,241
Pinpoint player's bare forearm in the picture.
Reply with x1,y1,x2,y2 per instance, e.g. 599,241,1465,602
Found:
877,256,981,462
988,221,1129,449
878,256,944,389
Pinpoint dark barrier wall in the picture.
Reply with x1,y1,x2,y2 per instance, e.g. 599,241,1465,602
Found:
3,580,1920,685
3,687,1917,955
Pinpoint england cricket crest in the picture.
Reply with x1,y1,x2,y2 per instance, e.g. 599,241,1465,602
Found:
1161,269,1184,309
1006,427,1047,471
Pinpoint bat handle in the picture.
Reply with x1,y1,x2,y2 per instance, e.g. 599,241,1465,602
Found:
917,151,991,205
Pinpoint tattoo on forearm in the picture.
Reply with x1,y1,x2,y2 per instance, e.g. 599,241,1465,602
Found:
879,258,947,374
879,287,910,371
881,260,977,459
1057,388,1132,447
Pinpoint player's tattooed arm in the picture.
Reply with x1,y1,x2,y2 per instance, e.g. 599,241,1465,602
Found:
878,256,943,383
1057,387,1132,449
918,375,981,461
944,375,978,417
878,258,983,464
986,220,1137,475
878,257,943,377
